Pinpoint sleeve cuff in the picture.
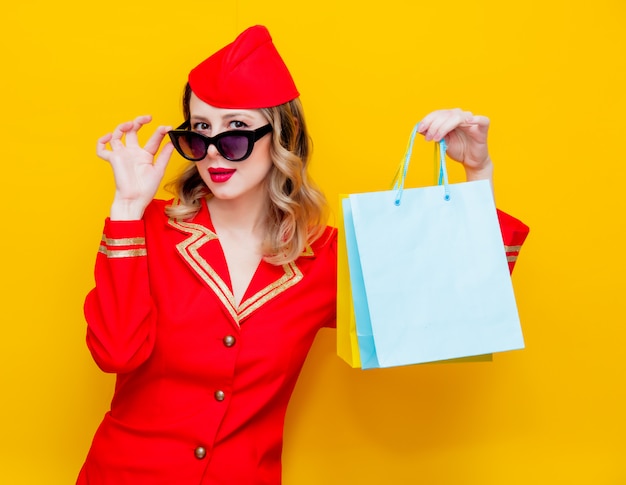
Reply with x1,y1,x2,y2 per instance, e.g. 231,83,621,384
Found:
496,209,530,271
98,218,147,259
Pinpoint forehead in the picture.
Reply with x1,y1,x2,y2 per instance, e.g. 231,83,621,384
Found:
189,92,265,122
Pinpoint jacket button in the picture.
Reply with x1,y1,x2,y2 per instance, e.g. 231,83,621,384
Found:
223,335,236,347
194,446,206,459
214,390,225,401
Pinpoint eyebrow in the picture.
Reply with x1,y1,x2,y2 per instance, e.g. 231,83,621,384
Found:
190,112,259,123
223,112,257,120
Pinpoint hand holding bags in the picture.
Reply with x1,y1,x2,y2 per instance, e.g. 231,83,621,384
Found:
337,124,524,369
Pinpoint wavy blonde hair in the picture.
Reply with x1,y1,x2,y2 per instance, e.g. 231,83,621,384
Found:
165,84,328,265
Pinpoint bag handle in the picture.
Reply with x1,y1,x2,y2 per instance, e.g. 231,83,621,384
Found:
393,124,450,206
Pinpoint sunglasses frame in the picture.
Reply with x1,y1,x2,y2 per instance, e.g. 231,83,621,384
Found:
168,121,273,162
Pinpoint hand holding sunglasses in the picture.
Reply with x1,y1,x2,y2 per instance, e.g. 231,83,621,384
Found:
168,121,272,162
96,115,175,220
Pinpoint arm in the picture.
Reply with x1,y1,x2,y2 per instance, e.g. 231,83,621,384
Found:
85,218,157,373
85,116,174,372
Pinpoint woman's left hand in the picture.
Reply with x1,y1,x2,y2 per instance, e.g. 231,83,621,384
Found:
417,108,493,182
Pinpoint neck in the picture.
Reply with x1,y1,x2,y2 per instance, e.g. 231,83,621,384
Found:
207,193,269,238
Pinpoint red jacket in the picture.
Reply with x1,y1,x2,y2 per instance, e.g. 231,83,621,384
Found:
78,199,528,484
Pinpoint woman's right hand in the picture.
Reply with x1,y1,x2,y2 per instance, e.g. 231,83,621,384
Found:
96,115,175,220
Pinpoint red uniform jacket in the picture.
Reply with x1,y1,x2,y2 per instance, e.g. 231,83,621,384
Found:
78,199,529,484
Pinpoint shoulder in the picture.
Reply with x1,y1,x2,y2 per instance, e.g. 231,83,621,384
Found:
496,209,530,245
309,226,337,253
303,226,337,265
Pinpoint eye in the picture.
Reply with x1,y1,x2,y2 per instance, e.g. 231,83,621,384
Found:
229,120,248,129
193,122,210,132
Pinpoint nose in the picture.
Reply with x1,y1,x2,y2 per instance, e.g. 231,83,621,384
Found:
205,142,221,159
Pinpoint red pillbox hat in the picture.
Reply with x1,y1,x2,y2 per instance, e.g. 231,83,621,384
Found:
188,25,299,109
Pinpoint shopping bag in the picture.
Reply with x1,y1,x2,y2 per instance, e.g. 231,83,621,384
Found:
337,194,493,368
340,125,524,369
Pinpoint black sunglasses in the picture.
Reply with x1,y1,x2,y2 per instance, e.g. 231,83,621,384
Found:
168,121,272,162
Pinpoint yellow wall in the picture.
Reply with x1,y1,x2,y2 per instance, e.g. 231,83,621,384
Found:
1,1,624,483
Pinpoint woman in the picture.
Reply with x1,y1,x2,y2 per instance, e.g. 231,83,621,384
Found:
79,25,528,484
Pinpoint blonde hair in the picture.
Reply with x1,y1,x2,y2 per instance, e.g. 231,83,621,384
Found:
165,84,328,265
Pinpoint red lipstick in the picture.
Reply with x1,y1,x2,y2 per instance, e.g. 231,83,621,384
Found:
208,167,236,183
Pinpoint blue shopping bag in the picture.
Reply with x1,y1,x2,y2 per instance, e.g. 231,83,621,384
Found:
342,125,524,369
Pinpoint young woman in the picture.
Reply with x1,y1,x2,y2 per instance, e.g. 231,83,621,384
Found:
79,25,529,485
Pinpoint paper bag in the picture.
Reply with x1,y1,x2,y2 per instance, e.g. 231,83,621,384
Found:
337,126,523,369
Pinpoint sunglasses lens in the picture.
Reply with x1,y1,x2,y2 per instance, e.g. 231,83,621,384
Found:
177,133,207,160
218,134,250,161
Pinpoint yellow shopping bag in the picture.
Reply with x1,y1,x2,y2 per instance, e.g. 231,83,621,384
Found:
336,193,362,368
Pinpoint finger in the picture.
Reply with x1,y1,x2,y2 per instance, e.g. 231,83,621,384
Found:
124,115,153,147
96,133,113,161
426,110,474,142
109,121,134,150
417,108,463,130
143,125,172,156
416,113,434,134
449,116,490,147
153,142,175,174
416,109,461,140
464,114,490,134
437,113,474,140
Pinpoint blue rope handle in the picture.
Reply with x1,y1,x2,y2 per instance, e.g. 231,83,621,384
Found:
438,139,451,201
394,124,450,206
393,124,419,205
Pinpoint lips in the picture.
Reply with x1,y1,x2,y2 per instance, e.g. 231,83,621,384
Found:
208,167,236,183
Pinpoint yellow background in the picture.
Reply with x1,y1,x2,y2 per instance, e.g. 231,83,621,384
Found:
1,1,624,483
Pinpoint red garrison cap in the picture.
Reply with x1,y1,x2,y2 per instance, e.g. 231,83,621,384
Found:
188,25,299,109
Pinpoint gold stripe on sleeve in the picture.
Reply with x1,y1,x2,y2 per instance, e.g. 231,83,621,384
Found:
101,236,146,247
99,248,147,258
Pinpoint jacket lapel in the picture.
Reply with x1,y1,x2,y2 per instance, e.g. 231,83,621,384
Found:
167,201,306,326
